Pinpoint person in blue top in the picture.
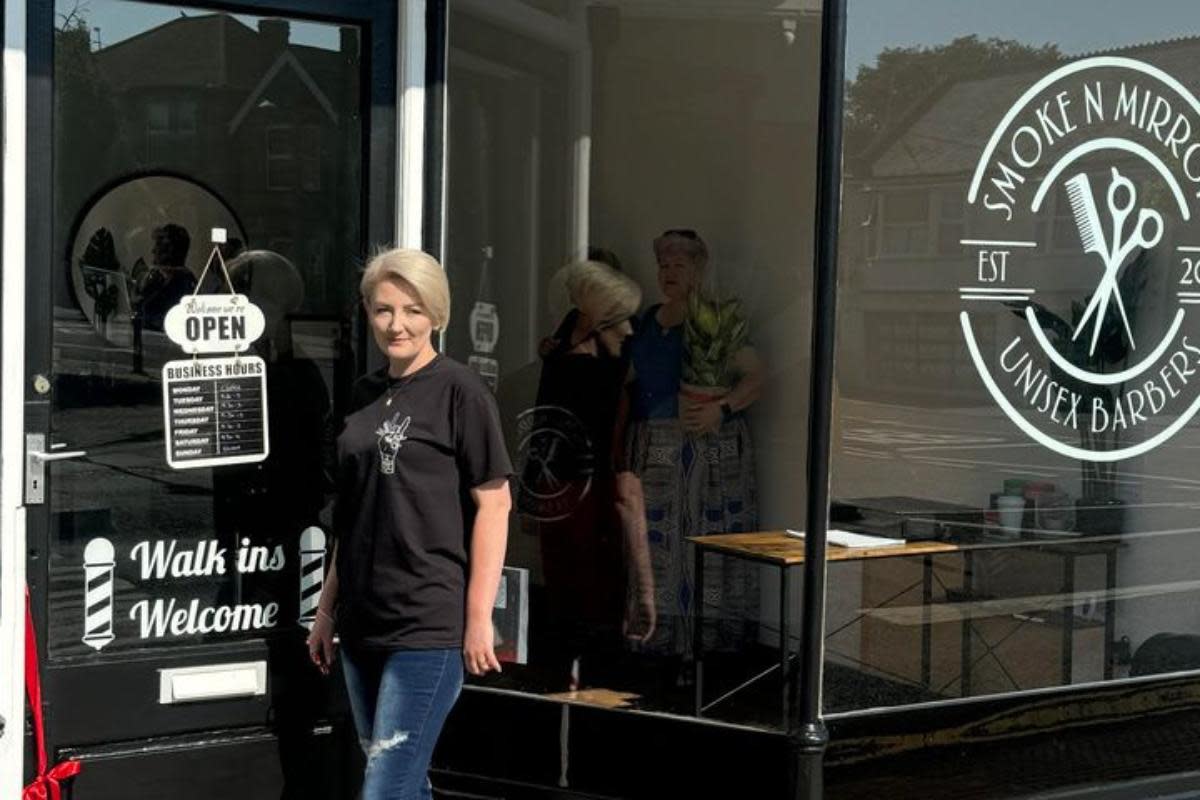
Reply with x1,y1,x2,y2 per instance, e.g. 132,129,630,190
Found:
625,229,764,670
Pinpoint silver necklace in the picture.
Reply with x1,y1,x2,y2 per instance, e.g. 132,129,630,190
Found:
385,353,436,404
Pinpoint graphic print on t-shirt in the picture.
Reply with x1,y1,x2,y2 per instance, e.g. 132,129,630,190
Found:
335,357,515,650
375,413,411,474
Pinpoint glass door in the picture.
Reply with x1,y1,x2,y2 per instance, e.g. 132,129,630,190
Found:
26,0,394,794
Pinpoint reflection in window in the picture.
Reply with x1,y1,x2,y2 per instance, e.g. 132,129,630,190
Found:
49,0,362,658
936,189,965,254
299,124,321,191
266,124,297,190
834,4,1200,714
146,99,198,163
177,99,197,133
445,2,820,729
147,101,170,134
880,190,930,255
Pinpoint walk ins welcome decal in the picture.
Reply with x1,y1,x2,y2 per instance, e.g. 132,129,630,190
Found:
963,57,1200,462
80,530,327,651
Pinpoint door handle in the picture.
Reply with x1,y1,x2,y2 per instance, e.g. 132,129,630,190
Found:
29,449,88,461
25,433,88,505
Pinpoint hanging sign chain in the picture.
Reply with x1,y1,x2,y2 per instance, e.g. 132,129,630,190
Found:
180,229,248,363
190,241,237,300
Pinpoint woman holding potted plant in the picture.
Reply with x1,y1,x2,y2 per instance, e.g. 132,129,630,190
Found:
625,229,764,667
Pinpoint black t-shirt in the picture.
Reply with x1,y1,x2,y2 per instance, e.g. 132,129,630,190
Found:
333,354,513,650
534,341,628,479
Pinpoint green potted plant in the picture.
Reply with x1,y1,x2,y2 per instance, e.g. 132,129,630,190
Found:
681,289,749,400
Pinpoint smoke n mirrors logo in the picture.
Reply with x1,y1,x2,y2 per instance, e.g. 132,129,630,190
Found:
963,57,1200,462
515,406,594,522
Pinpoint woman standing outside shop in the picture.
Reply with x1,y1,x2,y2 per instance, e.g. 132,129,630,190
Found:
627,229,763,668
307,248,513,800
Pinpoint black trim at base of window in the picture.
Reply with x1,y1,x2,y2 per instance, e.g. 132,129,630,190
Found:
439,674,1200,799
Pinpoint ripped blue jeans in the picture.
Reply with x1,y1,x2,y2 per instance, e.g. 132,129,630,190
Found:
342,647,464,800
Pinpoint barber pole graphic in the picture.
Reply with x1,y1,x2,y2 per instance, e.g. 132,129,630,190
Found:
298,527,326,630
82,537,116,651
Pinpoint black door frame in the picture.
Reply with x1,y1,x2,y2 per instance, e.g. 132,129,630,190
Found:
23,0,396,765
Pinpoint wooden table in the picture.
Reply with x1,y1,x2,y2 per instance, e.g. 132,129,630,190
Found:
688,529,1120,725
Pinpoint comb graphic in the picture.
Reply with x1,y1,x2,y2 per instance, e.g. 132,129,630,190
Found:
1065,171,1137,355
1065,173,1109,261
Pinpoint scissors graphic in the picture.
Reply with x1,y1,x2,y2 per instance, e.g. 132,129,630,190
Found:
1069,167,1163,356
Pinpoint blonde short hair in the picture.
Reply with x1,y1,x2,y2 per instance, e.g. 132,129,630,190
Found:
561,260,642,325
360,248,451,330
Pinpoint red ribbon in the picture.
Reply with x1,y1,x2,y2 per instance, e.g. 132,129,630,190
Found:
22,762,82,800
23,588,82,800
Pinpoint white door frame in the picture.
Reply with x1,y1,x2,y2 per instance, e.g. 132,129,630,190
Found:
398,0,427,249
0,0,28,794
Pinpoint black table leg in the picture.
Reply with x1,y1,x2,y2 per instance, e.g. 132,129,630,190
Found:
780,563,791,729
1062,552,1076,686
694,543,705,717
1104,549,1117,680
922,555,933,688
961,550,974,697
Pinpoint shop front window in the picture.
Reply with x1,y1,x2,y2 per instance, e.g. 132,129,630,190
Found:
880,190,931,256
266,125,297,190
830,1,1200,713
445,0,821,728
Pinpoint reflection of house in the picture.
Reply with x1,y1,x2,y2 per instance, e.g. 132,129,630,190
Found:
68,16,360,310
840,37,1200,403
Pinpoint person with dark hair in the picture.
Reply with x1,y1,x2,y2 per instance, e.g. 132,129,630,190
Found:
587,245,623,273
136,223,196,330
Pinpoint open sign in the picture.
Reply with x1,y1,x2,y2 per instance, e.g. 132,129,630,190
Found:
164,294,266,354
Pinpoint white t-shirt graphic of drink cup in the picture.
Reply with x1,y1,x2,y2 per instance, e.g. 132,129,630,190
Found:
375,413,411,474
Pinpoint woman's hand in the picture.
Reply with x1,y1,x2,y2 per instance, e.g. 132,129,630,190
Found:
463,618,502,676
678,345,765,436
307,609,336,676
623,581,657,644
619,470,657,642
614,470,656,644
464,478,510,677
681,396,722,434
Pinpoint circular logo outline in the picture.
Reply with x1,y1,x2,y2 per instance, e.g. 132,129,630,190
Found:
963,56,1200,462
514,405,596,522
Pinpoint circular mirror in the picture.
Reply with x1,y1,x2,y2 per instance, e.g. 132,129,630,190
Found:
69,174,246,343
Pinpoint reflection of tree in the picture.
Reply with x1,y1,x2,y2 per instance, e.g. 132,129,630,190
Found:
80,227,120,324
1012,250,1150,500
845,36,1062,174
56,6,119,271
